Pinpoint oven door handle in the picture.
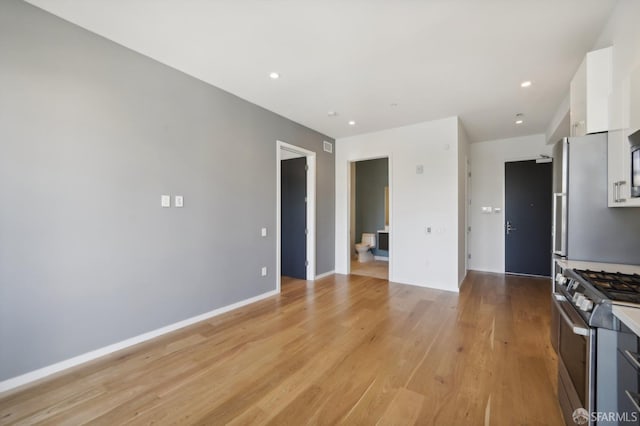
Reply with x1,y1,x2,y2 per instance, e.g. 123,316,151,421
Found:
553,294,589,336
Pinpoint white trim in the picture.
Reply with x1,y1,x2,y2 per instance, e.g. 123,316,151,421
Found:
314,270,335,280
277,140,317,289
468,268,506,275
346,155,393,281
502,156,551,274
374,256,389,261
0,289,278,394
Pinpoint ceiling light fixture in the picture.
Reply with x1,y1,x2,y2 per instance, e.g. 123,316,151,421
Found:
269,72,280,79
348,120,356,126
520,80,532,88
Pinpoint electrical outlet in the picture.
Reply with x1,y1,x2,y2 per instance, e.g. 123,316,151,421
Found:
261,227,267,237
261,267,267,276
175,195,184,207
161,195,171,208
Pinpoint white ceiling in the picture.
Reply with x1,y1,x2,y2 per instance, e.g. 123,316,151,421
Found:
26,0,617,142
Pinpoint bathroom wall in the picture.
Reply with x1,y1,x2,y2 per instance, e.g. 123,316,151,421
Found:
0,0,335,383
355,158,389,257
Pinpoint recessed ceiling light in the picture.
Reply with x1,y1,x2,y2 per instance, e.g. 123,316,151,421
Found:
515,113,524,124
269,72,280,79
348,120,356,126
328,111,337,117
520,80,532,88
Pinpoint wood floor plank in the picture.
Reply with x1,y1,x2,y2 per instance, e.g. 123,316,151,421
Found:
0,271,563,425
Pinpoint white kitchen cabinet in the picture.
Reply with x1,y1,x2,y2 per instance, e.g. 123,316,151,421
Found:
608,128,640,207
570,46,612,136
608,63,640,207
630,64,640,133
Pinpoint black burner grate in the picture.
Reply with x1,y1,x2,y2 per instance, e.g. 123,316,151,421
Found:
574,269,640,303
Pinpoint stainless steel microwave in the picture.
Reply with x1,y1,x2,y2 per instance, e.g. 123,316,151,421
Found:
631,129,640,198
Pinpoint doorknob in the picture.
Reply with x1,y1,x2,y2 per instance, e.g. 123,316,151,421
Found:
506,221,517,235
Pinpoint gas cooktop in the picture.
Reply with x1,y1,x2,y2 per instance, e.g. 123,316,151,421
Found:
574,269,640,304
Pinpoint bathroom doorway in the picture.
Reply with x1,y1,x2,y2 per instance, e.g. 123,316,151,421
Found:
348,157,390,280
276,141,316,291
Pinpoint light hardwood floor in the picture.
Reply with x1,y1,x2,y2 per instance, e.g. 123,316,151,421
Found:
350,259,389,280
0,272,562,425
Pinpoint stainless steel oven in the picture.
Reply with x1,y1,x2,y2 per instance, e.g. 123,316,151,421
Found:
552,293,595,424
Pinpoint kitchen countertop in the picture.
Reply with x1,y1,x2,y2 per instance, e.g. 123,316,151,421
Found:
613,305,640,337
556,259,640,275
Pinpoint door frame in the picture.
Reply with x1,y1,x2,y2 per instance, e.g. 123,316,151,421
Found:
276,140,316,291
502,156,553,276
345,155,393,280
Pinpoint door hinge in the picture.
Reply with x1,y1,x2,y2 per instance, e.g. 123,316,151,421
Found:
305,260,309,267
305,228,308,235
305,164,309,171
468,226,471,232
305,196,307,203
468,172,472,178
468,254,471,259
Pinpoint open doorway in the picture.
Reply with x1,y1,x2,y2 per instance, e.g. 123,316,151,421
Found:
348,157,390,280
276,141,316,291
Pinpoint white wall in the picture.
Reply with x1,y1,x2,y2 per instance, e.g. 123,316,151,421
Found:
336,117,464,292
457,121,470,285
468,134,552,273
545,95,570,144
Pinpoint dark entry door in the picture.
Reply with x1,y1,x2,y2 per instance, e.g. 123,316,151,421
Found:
281,157,307,279
505,160,552,277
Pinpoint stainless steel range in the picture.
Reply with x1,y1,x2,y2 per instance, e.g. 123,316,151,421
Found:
552,268,640,425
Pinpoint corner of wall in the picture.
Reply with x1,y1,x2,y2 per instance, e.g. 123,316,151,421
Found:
545,94,570,144
456,119,470,286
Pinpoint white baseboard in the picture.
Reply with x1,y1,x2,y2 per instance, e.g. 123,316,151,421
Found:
468,268,504,274
314,270,335,280
0,289,279,394
374,256,389,261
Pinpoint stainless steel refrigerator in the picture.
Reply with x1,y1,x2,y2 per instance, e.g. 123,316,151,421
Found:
552,133,640,266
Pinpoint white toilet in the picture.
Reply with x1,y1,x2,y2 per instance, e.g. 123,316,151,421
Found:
355,233,376,262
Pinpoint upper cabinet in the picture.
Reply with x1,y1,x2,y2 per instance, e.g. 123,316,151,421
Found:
570,46,612,137
608,63,640,207
608,128,640,207
630,64,640,133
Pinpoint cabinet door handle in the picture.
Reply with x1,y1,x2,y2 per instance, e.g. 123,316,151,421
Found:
625,390,640,414
618,180,627,203
614,182,620,202
624,350,640,371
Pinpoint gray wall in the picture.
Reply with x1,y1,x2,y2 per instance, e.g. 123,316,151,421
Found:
0,0,334,381
355,159,388,257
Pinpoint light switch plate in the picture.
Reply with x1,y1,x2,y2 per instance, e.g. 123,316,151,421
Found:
261,227,267,237
175,195,184,207
161,195,171,208
416,165,424,174
261,267,267,277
